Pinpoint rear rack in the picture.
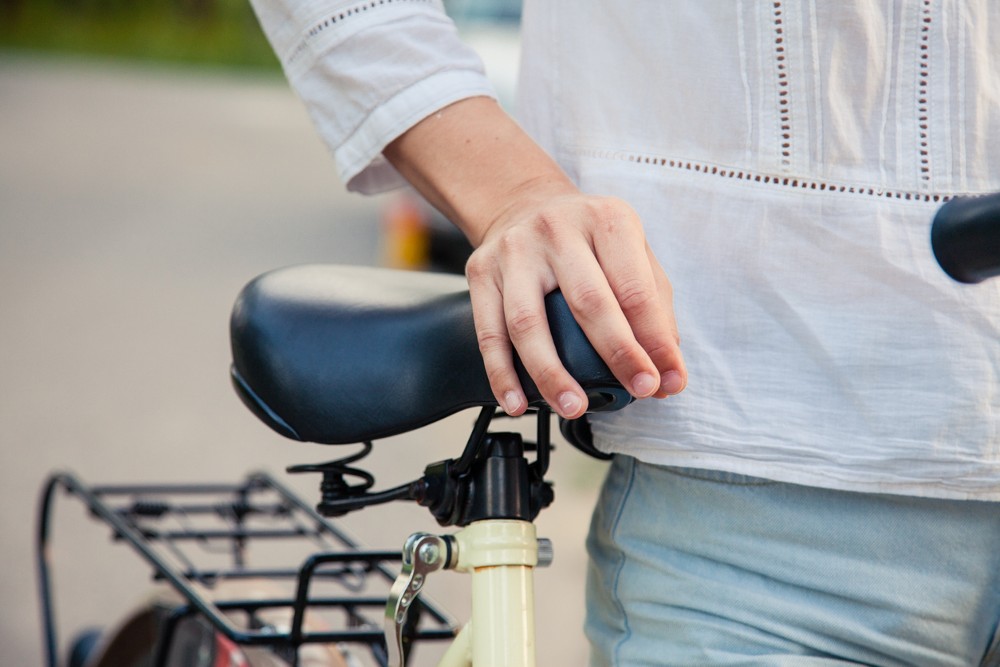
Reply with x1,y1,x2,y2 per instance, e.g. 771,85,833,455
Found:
37,471,457,667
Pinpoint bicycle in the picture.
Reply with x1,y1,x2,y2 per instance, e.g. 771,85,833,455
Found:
37,191,1000,667
38,264,630,667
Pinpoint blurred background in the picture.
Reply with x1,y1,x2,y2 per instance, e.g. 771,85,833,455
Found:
0,0,280,69
0,2,608,665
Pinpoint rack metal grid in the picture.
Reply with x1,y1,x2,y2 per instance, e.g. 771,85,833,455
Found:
37,471,457,667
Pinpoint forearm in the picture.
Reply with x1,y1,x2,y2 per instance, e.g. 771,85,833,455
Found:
383,97,577,246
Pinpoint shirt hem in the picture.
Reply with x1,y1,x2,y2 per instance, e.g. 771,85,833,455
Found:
598,444,1000,502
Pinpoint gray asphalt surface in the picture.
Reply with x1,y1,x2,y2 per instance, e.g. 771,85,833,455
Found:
0,56,606,666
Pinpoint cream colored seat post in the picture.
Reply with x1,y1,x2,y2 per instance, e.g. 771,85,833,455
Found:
385,415,556,667
385,520,553,667
453,519,544,667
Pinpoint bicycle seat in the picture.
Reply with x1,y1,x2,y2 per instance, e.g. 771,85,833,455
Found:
230,265,632,445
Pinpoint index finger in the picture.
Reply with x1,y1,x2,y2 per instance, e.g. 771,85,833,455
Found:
500,274,589,419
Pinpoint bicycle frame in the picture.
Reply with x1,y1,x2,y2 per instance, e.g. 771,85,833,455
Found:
451,520,540,667
387,519,544,667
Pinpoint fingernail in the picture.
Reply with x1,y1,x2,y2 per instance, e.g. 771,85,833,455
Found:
631,372,658,397
558,391,583,417
503,391,524,415
660,371,685,396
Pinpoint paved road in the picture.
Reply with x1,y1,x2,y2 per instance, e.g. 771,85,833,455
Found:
0,56,606,666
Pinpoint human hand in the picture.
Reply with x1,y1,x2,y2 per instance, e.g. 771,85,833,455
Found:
465,184,686,419
383,98,685,418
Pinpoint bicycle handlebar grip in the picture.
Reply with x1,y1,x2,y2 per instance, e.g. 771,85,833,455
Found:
931,192,1000,284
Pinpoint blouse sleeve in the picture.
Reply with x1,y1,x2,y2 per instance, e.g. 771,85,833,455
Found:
250,0,497,194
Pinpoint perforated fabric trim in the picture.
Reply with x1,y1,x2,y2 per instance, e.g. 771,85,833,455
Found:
286,0,435,66
579,148,962,203
773,1,792,170
917,0,933,187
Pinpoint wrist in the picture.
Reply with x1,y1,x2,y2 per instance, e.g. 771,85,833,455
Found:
383,97,577,247
468,175,580,247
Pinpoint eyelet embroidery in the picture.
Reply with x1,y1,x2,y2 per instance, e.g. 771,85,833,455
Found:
583,148,954,204
774,1,792,169
918,0,932,187
287,0,433,65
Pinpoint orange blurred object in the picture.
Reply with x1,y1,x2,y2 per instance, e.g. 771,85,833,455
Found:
381,194,431,270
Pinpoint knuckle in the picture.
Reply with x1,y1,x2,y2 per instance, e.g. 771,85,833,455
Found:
495,225,534,257
506,307,545,339
465,252,488,281
597,194,630,212
607,342,642,370
591,196,638,233
643,339,675,362
567,281,608,315
532,362,564,389
485,365,513,389
644,330,683,359
616,277,656,313
591,196,620,220
531,213,562,244
476,327,509,353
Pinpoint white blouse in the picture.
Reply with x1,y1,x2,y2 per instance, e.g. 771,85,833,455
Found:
251,0,1000,500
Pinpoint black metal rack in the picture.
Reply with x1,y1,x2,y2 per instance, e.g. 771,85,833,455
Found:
37,471,458,667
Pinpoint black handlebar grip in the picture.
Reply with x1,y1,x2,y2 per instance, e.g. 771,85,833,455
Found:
931,192,1000,284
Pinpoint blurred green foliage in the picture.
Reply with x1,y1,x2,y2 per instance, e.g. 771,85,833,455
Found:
0,0,280,69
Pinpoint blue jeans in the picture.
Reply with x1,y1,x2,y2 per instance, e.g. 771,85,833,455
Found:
586,456,1000,666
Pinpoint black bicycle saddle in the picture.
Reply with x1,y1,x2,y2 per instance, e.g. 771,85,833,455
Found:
230,264,632,445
